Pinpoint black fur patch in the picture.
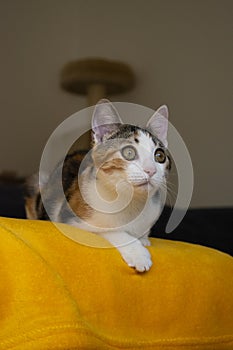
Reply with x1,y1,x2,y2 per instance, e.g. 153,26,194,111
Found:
107,124,161,147
62,150,88,196
35,193,49,220
166,155,172,171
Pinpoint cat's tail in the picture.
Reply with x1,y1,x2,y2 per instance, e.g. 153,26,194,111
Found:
24,173,48,220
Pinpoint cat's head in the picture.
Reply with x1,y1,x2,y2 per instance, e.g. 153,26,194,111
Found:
91,99,170,194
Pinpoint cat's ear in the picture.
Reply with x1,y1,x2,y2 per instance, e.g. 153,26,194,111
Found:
146,105,169,148
92,99,123,143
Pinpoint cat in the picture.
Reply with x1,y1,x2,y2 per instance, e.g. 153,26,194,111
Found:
25,99,171,272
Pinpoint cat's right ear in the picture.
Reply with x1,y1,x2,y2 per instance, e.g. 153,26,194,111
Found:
92,99,123,143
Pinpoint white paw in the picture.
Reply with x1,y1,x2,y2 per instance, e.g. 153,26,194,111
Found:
139,237,151,247
118,241,152,272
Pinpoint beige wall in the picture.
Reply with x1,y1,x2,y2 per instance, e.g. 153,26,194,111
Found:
0,0,232,207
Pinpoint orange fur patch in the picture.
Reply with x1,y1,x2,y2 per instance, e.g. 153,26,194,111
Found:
68,180,93,220
101,158,126,174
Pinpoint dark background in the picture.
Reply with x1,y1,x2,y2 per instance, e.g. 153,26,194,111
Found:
1,183,232,256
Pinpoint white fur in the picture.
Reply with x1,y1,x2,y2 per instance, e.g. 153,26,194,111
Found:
67,101,168,272
126,131,166,190
69,131,167,272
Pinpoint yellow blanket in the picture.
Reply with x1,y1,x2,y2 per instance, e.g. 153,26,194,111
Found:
0,216,232,349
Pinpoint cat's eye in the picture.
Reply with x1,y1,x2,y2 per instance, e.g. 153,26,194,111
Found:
121,146,137,161
154,148,166,163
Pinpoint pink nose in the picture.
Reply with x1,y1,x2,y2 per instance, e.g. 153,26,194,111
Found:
144,167,156,177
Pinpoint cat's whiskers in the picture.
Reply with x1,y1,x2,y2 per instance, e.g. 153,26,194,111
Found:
160,180,177,208
127,173,149,186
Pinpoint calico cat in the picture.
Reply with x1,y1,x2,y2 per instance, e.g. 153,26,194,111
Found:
25,99,171,272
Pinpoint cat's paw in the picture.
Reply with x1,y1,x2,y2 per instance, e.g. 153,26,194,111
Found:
118,242,152,272
139,237,151,246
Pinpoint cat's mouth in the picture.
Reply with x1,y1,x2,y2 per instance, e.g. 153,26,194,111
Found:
135,179,151,187
128,176,153,188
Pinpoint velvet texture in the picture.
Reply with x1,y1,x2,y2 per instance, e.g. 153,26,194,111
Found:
0,216,232,350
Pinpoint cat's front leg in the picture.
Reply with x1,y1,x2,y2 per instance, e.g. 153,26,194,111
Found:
98,231,152,272
139,231,151,247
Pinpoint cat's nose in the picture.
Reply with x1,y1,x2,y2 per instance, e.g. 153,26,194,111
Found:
144,167,156,177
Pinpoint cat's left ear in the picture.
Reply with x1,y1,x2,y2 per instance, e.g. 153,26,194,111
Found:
146,105,169,148
92,99,123,143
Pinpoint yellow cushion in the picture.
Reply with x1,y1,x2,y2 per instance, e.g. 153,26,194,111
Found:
0,216,232,350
